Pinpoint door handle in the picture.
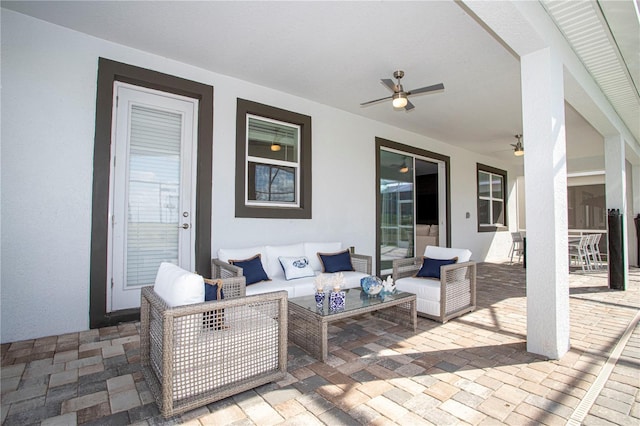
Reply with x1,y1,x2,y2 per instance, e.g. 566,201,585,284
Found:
179,223,190,229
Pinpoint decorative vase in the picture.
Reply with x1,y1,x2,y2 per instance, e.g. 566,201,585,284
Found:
314,291,325,307
329,290,345,311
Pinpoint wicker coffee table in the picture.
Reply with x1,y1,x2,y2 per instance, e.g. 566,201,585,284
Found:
288,288,417,361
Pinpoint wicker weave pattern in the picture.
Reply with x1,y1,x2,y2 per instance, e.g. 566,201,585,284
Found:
287,290,416,361
140,279,287,418
211,259,243,279
392,258,477,323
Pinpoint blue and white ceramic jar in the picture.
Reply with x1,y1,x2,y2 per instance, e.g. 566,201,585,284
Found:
329,290,345,311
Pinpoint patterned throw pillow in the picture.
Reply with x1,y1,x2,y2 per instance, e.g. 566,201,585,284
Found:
278,256,316,280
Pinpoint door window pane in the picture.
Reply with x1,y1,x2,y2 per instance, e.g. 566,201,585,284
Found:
380,150,414,272
126,105,181,287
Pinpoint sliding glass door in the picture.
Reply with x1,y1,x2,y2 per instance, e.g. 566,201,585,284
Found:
377,141,449,276
380,151,414,273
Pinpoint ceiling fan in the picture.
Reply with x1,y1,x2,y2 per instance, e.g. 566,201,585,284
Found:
360,70,444,111
511,134,524,156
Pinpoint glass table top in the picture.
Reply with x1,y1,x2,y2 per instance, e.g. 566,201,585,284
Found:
288,288,414,316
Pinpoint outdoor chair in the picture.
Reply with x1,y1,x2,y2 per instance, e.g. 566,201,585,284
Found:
569,234,591,272
509,232,525,264
140,274,288,418
587,233,604,269
392,246,476,323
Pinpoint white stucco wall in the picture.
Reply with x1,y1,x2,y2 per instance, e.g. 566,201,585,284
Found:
1,10,516,343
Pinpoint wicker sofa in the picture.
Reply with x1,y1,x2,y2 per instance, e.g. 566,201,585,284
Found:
392,246,476,323
140,275,288,418
211,242,372,297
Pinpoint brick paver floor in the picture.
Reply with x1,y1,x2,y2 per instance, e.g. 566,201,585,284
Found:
1,262,638,425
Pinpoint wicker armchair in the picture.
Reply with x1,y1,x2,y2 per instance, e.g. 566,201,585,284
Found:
140,276,288,418
392,253,476,323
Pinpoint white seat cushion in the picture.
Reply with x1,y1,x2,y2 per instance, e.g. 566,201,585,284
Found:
245,279,296,297
395,276,441,303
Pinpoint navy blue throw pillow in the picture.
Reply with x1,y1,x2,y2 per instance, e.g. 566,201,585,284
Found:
204,279,224,301
229,255,269,285
318,250,354,273
416,257,458,279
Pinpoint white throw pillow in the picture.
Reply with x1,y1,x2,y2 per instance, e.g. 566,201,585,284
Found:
278,256,316,280
304,241,342,271
153,262,204,307
265,243,305,278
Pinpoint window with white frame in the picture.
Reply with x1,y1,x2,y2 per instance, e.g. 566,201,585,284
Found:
477,164,507,231
246,115,300,205
235,99,312,219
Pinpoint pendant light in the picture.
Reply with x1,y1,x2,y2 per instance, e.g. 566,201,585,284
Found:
271,130,282,151
399,159,409,173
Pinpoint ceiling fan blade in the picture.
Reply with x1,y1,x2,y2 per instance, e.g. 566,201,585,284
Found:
381,79,397,92
406,83,445,96
360,95,392,106
404,100,415,111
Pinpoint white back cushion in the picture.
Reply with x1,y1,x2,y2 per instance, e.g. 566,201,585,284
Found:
304,241,342,271
154,262,204,307
218,246,268,272
424,246,472,263
265,243,305,278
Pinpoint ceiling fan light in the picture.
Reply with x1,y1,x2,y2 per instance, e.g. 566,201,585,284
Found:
392,93,408,108
513,134,524,156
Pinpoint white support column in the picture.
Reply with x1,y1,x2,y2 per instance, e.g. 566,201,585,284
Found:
521,47,570,359
633,164,640,268
604,135,629,280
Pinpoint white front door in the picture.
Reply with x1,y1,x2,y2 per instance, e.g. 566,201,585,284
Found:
108,82,198,311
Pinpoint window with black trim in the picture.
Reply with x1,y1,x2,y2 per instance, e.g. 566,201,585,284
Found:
236,99,311,219
477,164,507,232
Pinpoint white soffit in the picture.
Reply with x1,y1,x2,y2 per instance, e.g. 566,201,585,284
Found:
540,0,640,144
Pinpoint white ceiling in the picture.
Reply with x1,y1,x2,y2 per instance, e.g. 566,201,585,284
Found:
3,0,637,166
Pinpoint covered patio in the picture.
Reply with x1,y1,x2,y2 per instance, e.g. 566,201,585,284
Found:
2,262,638,426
